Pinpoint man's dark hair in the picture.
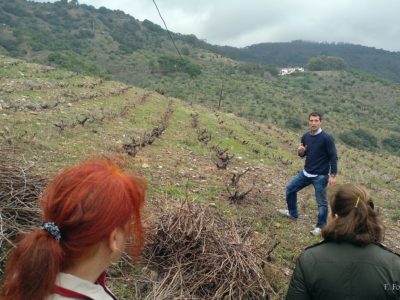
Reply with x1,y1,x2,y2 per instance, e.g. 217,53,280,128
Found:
309,112,322,121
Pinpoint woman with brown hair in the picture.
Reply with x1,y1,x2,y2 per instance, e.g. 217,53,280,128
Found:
0,159,145,300
286,184,400,300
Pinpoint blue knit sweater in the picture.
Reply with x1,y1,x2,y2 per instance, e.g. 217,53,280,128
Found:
299,130,338,176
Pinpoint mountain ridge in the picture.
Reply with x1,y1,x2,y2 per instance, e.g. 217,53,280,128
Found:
2,1,400,83
219,40,400,83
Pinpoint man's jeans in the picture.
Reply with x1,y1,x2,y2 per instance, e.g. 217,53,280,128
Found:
285,171,329,228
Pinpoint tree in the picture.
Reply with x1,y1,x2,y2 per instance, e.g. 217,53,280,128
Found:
265,65,279,77
306,55,347,71
181,47,190,56
157,55,201,77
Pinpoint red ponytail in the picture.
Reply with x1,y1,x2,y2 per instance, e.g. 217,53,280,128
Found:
1,159,145,300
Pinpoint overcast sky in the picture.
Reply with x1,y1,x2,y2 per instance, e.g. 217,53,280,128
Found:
33,0,400,52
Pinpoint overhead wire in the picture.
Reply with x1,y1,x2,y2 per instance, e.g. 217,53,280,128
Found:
152,0,182,58
151,0,225,110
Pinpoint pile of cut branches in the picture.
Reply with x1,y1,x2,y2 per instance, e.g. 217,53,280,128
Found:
0,146,45,259
142,201,273,299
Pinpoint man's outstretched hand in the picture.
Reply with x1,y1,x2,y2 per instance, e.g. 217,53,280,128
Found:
297,143,306,155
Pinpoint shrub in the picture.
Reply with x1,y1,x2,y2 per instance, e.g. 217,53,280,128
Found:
181,47,190,56
339,129,378,151
157,55,201,77
382,135,400,155
47,52,107,78
265,65,279,77
306,55,347,71
75,29,94,39
142,19,165,34
285,116,303,130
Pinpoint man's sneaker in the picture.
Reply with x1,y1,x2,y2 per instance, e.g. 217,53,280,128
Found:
310,227,322,236
277,209,296,220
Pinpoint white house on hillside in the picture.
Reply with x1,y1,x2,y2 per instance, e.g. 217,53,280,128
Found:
279,67,304,76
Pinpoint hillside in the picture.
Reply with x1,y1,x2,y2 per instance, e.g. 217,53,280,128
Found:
1,54,399,299
127,56,400,155
0,0,400,155
220,40,400,83
0,0,220,78
3,1,400,84
1,1,400,158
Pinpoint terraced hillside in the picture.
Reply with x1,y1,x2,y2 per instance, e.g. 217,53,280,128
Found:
1,55,399,299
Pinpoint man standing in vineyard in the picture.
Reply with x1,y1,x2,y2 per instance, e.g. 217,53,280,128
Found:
278,112,338,236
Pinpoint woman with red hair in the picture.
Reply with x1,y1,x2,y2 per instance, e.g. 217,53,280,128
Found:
0,159,145,300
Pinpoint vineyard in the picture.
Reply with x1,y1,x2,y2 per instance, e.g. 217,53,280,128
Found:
1,55,399,299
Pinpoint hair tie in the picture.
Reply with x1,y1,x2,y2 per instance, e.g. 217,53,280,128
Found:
40,222,62,242
354,197,360,208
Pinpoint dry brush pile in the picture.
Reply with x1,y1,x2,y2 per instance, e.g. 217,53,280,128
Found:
0,145,279,298
0,146,46,274
141,201,274,299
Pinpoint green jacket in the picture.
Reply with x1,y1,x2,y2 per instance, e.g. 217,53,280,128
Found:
286,240,400,300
